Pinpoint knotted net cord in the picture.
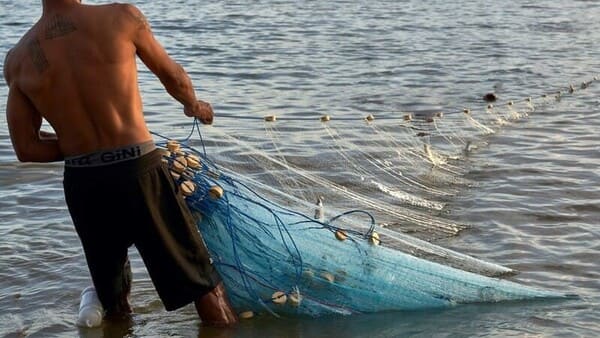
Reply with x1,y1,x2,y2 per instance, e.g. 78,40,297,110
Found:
149,77,594,316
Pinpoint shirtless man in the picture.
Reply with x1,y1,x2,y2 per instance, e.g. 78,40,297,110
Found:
4,0,238,326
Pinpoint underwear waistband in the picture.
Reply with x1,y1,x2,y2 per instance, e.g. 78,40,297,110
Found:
64,141,156,167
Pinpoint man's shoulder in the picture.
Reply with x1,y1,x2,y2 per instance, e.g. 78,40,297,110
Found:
3,34,28,84
4,25,43,82
94,2,148,30
100,2,144,17
3,49,13,83
78,2,142,20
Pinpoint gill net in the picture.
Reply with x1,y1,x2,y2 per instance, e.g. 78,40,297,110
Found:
152,78,595,317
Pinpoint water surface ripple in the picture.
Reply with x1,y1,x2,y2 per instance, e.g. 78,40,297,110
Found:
0,0,599,337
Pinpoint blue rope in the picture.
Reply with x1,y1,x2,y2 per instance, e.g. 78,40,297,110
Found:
152,118,382,316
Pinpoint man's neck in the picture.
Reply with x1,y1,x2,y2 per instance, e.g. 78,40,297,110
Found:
42,0,81,13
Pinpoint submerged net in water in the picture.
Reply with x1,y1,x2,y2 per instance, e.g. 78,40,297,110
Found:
155,78,595,317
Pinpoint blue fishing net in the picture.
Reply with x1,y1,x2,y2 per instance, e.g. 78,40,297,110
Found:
151,79,600,316
158,138,572,318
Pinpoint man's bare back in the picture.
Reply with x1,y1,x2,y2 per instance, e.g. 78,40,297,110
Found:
4,0,238,327
4,0,213,160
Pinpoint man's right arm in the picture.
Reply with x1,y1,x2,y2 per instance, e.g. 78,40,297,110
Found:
121,4,213,124
6,85,63,163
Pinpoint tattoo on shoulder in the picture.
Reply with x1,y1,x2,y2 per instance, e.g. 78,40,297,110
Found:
27,38,49,73
45,14,77,40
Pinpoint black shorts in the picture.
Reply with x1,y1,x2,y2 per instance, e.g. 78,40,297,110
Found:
63,148,221,311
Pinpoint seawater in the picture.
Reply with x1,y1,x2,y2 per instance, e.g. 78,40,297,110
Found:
1,0,599,337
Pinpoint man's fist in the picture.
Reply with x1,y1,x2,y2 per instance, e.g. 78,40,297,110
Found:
184,100,214,125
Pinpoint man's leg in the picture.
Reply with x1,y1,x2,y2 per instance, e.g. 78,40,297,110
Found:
102,258,133,317
86,249,133,318
70,202,134,317
64,165,135,318
194,282,238,326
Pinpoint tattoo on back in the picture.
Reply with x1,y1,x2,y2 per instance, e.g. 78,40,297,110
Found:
27,38,49,73
45,14,77,40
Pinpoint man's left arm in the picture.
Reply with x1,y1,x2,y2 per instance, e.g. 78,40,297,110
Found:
6,85,63,162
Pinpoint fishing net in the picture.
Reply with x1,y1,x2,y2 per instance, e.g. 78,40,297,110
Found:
155,78,595,317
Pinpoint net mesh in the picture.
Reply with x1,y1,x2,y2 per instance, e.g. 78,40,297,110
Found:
154,78,595,316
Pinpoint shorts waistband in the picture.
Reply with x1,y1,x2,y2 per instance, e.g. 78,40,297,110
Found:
64,141,156,167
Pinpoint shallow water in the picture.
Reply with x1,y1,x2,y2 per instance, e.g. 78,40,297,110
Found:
1,0,599,337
